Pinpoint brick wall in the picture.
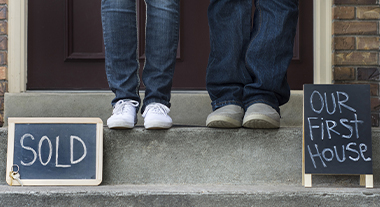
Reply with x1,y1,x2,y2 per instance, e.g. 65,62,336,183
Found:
0,0,6,127
333,0,380,126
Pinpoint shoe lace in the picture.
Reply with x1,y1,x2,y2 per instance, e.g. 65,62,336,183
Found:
142,103,170,118
113,100,139,115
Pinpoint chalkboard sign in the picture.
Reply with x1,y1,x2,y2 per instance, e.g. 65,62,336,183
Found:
303,84,372,176
6,118,103,186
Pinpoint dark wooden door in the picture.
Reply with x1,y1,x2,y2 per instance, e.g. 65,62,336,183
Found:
27,0,312,90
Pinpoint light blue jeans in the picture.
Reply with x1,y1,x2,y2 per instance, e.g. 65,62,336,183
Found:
206,0,299,113
101,0,180,113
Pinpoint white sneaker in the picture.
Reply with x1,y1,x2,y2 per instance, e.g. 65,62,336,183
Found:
107,99,139,129
142,103,172,129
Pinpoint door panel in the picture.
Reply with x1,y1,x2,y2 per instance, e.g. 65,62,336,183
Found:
28,0,107,89
65,0,104,60
287,0,314,89
27,0,312,90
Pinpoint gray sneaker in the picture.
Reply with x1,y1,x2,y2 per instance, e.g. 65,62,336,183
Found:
206,105,244,128
242,103,280,129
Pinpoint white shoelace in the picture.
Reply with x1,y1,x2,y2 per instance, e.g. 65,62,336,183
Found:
113,100,139,115
142,103,170,118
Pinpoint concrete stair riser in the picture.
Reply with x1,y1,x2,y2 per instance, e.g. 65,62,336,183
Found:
1,127,379,186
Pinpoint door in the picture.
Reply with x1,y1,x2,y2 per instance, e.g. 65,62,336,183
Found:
27,0,312,90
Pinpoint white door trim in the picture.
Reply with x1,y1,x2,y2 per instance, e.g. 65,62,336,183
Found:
314,0,333,84
8,0,332,93
8,0,28,93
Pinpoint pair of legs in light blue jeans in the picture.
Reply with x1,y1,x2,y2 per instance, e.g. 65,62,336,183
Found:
206,0,299,128
101,0,180,129
101,0,180,113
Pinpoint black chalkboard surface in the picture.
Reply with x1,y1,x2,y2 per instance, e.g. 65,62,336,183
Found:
303,84,372,175
6,118,103,186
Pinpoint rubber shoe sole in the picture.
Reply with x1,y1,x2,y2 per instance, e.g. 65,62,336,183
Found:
107,120,135,129
206,115,242,128
242,114,280,129
144,120,172,129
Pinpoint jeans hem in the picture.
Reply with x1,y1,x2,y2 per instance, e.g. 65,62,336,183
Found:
244,99,280,115
141,99,171,114
111,98,141,113
211,100,244,111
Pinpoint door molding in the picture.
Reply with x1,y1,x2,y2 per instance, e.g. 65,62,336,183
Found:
8,0,28,93
64,0,105,61
314,0,333,84
8,0,332,93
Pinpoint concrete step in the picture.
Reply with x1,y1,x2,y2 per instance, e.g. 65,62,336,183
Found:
4,91,303,127
1,127,379,186
3,91,377,206
0,184,379,206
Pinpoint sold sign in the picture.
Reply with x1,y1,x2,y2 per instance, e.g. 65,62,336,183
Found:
6,118,103,186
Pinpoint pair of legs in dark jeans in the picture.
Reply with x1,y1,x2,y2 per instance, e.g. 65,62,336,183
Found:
206,0,299,128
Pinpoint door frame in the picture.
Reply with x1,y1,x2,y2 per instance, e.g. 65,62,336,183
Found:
8,0,332,93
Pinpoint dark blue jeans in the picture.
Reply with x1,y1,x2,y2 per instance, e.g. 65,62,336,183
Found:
206,0,299,113
101,0,180,113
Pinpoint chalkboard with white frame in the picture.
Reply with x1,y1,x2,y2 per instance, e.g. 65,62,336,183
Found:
6,117,103,186
303,84,372,175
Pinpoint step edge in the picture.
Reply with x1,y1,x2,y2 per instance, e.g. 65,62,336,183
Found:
0,184,378,195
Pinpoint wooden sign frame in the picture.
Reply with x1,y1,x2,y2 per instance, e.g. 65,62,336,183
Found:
6,117,103,186
302,84,373,188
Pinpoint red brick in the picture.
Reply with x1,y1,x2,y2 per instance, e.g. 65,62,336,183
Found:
333,22,377,35
0,51,6,65
0,36,7,50
0,110,3,127
334,6,355,19
334,36,355,50
334,0,377,4
334,52,378,65
0,81,7,95
357,36,380,50
334,67,355,80
0,66,5,80
0,95,3,110
357,7,380,19
0,6,6,20
0,21,7,35
371,97,380,111
370,83,379,96
358,68,380,80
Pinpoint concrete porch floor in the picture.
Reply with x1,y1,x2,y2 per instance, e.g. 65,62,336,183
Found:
4,90,303,127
